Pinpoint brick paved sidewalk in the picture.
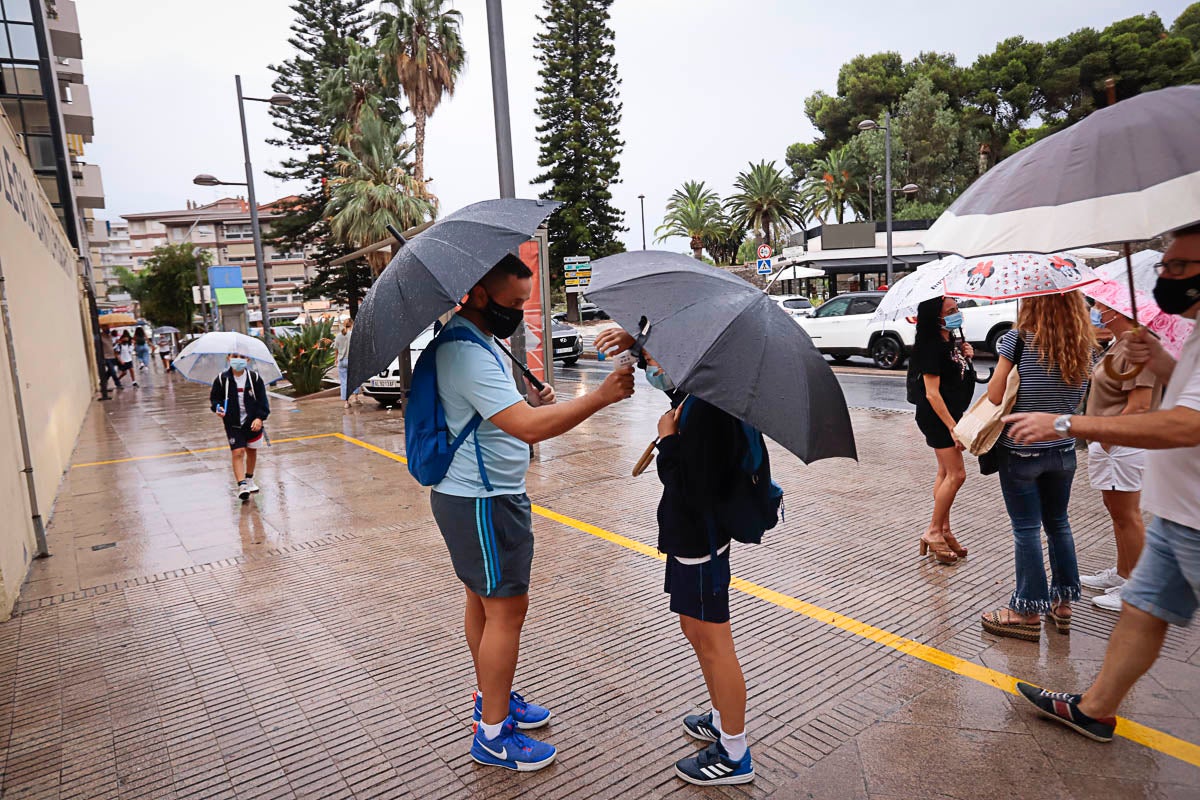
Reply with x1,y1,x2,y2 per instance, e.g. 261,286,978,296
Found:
2,366,1198,799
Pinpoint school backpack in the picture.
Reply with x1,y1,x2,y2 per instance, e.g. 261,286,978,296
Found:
405,325,506,491
678,396,784,546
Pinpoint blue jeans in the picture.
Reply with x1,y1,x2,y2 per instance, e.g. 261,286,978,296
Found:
135,343,151,367
999,445,1081,614
338,358,357,400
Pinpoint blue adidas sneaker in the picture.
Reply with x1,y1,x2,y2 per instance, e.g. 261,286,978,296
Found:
472,691,552,730
470,717,557,772
682,711,720,742
675,741,754,785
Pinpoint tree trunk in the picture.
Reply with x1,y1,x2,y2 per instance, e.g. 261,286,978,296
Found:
414,111,427,186
690,235,703,260
764,219,772,250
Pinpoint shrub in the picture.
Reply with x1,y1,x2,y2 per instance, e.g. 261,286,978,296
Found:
270,320,336,396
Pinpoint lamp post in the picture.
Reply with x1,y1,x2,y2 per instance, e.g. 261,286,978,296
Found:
858,114,919,286
195,79,293,348
638,194,646,250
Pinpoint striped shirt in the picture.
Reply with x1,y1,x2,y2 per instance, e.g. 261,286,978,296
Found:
997,330,1090,450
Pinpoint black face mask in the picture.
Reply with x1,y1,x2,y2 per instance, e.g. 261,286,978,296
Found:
1153,273,1200,316
482,294,525,338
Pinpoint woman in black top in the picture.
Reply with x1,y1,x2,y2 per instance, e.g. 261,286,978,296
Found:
911,296,975,564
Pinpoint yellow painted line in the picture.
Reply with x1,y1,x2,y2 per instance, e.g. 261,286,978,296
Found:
332,433,407,464
70,433,338,468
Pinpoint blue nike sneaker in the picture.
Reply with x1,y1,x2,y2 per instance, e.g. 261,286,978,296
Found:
675,741,754,785
470,717,557,771
472,691,552,730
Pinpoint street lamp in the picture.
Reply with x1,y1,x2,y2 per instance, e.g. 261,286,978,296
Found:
858,114,903,286
637,194,646,250
195,79,293,347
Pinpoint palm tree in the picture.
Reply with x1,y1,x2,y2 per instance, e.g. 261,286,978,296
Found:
376,0,465,188
325,109,434,276
320,40,397,148
724,160,806,246
655,180,724,260
799,146,866,225
701,214,747,267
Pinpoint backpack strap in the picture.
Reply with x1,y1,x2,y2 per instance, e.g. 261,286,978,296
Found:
432,323,506,491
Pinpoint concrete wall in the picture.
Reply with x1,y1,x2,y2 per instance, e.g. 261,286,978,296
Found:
0,109,92,618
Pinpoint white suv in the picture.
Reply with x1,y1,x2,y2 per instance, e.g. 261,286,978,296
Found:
797,292,1016,370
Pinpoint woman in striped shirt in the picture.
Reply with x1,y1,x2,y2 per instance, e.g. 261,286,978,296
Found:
980,294,1098,642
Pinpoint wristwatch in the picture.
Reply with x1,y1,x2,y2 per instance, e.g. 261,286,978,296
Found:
1053,414,1073,435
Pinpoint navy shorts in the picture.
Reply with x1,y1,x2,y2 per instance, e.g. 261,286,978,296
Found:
227,426,265,451
665,549,731,623
431,491,534,598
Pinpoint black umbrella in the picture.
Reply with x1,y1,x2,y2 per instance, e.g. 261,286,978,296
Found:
586,251,857,464
346,198,560,393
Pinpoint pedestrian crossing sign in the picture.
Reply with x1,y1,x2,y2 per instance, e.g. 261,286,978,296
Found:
757,258,772,275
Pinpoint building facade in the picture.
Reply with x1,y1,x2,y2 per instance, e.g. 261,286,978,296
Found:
122,197,316,326
0,0,104,280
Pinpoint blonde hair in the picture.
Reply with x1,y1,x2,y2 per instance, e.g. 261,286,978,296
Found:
1016,293,1097,387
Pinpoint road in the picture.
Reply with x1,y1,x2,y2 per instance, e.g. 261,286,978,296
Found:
556,354,998,411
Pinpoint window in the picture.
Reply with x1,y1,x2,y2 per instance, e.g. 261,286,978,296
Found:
814,297,851,318
1,62,40,96
224,223,253,239
782,298,811,310
1,1,35,24
847,298,878,316
6,22,39,60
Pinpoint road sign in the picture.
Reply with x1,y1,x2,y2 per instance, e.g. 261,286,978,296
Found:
563,256,591,294
757,243,773,260
757,258,773,275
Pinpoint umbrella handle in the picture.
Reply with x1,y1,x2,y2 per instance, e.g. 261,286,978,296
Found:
632,438,658,476
1102,323,1145,381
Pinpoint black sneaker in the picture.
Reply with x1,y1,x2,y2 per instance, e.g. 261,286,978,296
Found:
682,711,720,742
675,741,753,785
1016,682,1115,742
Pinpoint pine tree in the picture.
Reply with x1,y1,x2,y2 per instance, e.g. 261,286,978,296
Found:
533,0,626,286
266,1,372,314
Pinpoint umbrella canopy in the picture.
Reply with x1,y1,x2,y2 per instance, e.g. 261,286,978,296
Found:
1083,277,1194,358
871,258,961,323
346,198,560,393
922,85,1200,257
154,325,181,335
173,331,283,385
99,313,136,327
941,252,1099,301
1095,249,1162,296
587,251,857,464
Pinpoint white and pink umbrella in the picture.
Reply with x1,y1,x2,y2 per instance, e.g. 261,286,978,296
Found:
941,252,1099,301
1083,278,1194,359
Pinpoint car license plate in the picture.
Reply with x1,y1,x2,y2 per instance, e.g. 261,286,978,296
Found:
372,379,398,388
554,348,572,355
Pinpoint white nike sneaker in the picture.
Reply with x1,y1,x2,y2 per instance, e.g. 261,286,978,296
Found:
1093,585,1124,612
244,478,260,494
1080,567,1124,591
236,481,250,501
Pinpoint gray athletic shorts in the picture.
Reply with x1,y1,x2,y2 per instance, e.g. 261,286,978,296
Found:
431,490,534,598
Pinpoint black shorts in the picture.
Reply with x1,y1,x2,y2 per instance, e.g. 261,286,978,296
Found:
915,404,959,450
431,491,534,598
227,426,265,450
665,549,731,623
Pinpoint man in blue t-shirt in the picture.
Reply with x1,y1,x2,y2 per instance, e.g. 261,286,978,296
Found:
431,253,634,772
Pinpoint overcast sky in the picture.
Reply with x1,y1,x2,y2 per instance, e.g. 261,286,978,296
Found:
79,0,1193,252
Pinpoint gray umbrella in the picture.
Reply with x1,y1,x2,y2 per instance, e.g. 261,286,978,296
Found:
586,251,857,464
346,198,560,392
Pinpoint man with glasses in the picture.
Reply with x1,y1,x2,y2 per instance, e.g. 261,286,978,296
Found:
1002,223,1200,742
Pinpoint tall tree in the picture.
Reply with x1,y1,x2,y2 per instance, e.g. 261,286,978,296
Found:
702,215,747,267
725,161,806,247
325,109,434,276
376,0,466,190
321,39,403,148
799,147,866,225
654,181,723,260
138,244,211,331
533,0,626,283
267,2,372,315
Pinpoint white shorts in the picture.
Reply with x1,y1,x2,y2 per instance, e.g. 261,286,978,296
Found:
1088,441,1146,493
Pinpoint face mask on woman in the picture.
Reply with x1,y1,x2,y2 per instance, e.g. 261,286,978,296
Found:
229,357,248,372
645,364,675,393
941,311,964,330
1089,307,1105,328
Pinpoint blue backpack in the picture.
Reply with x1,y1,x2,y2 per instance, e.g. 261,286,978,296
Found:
405,325,505,491
678,396,785,546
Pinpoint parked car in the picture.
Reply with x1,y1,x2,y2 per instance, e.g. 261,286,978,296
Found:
549,319,583,365
795,291,1017,370
770,294,815,318
552,302,609,322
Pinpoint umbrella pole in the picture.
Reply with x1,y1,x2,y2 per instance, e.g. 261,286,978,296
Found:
1102,242,1144,381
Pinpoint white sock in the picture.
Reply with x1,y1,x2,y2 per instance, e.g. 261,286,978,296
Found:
720,730,748,761
478,719,504,740
710,708,723,733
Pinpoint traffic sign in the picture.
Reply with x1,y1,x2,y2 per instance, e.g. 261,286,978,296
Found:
757,258,773,275
563,256,591,294
757,243,773,260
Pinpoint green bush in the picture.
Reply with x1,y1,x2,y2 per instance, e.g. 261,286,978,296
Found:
270,320,336,396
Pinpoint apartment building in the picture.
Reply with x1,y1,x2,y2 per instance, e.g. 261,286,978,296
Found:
0,0,104,281
122,197,315,325
89,218,131,300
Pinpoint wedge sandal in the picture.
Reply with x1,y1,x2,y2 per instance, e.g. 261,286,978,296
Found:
981,609,1041,642
1047,606,1071,635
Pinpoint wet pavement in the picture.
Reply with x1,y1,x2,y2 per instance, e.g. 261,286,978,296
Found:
2,359,1199,799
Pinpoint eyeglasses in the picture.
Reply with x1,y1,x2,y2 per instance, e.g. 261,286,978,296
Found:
1155,259,1200,277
